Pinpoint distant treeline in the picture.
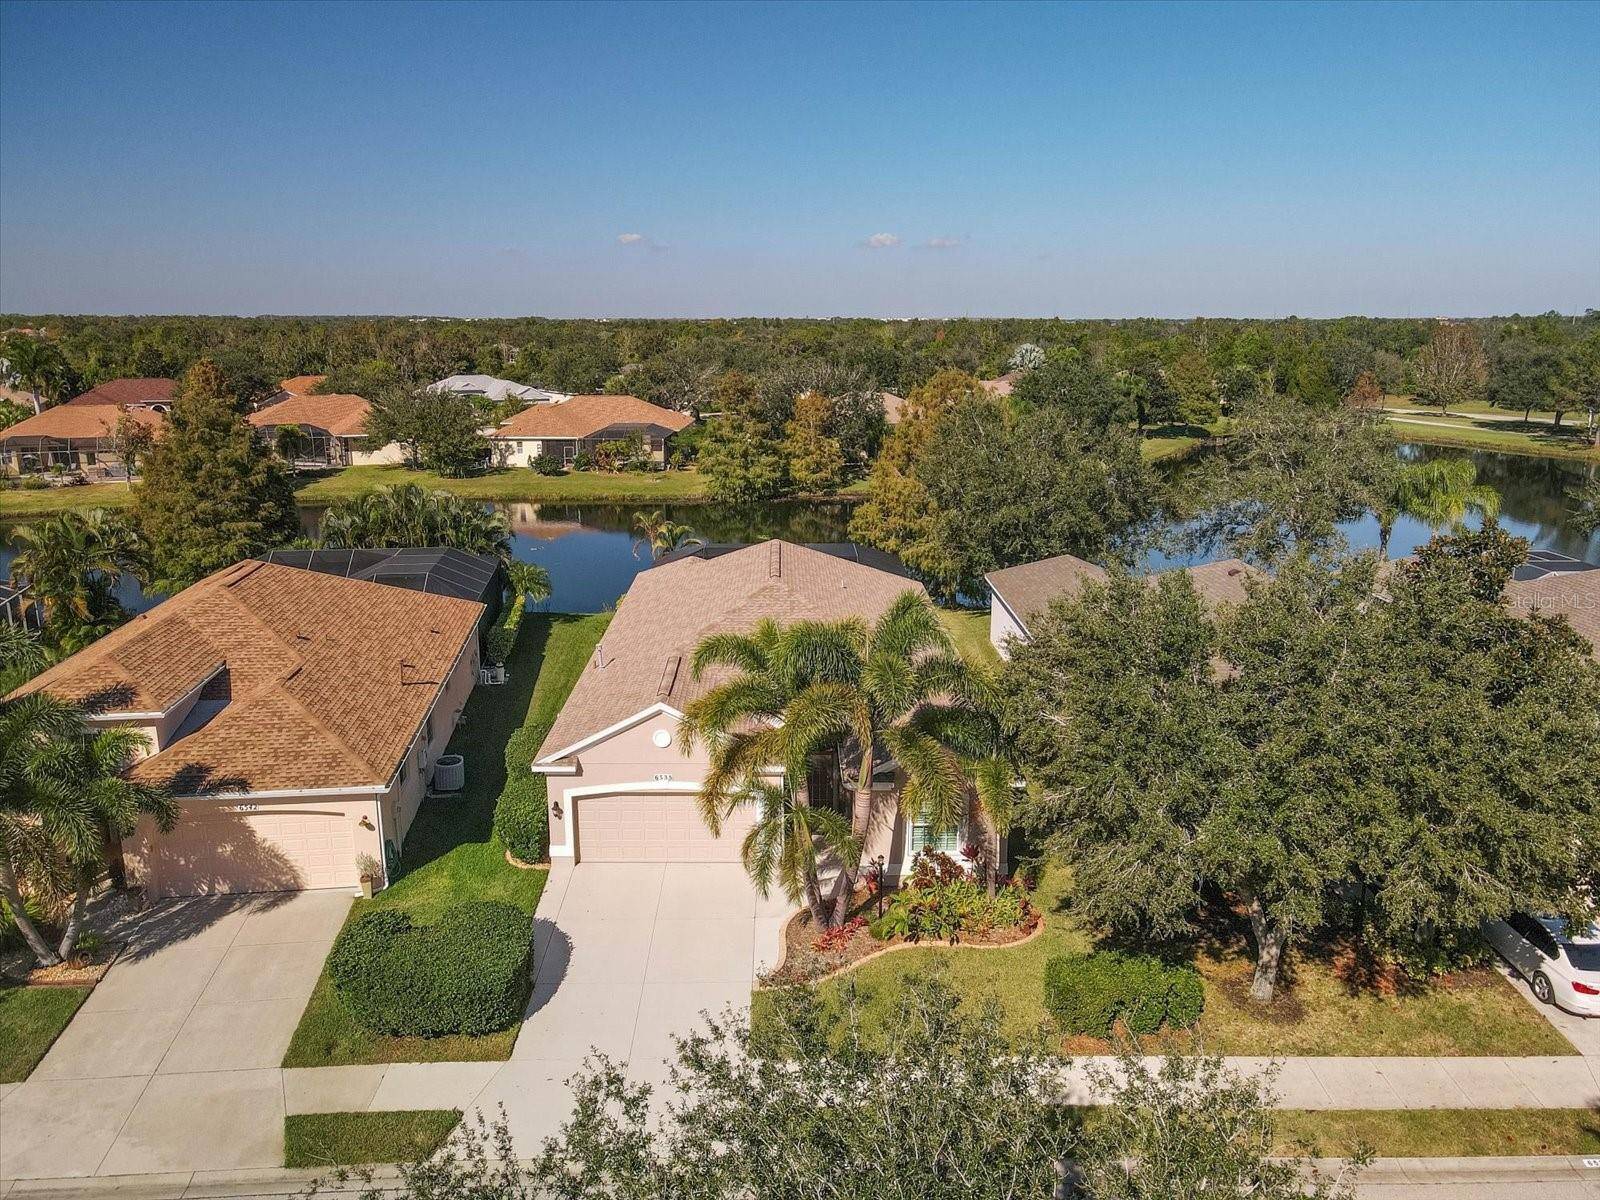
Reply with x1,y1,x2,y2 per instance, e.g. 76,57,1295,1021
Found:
3,311,1596,411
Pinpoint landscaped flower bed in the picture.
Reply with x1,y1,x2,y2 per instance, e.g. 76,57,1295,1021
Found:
761,851,1042,987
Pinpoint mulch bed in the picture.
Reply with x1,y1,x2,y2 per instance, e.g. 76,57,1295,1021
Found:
2,942,122,988
761,894,1042,987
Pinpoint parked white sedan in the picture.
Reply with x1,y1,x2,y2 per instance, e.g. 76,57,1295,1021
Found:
1482,913,1600,1017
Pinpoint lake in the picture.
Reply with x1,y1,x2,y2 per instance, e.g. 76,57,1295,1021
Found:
2,445,1595,616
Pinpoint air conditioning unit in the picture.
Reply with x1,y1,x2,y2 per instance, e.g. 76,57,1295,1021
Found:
478,664,507,686
432,754,465,793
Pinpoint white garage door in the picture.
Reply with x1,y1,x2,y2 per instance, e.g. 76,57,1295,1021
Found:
574,792,757,862
143,805,359,898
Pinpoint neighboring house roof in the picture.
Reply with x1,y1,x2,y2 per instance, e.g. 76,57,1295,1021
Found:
984,552,1261,637
652,541,911,578
432,374,553,405
492,394,694,441
277,375,328,397
9,560,483,795
980,371,1020,397
248,391,372,438
1504,549,1600,660
538,540,924,764
0,401,163,444
64,378,176,407
260,547,503,608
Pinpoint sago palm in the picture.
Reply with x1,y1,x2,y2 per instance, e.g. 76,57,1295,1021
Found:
679,591,1005,926
1375,458,1501,558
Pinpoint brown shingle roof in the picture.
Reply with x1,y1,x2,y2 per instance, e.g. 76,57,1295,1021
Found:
1506,569,1600,660
10,561,483,794
984,553,1262,633
248,392,372,438
492,395,693,441
537,541,925,762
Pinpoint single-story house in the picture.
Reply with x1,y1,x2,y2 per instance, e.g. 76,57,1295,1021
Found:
247,384,404,466
433,374,571,407
490,394,694,467
0,378,173,477
984,552,1261,658
1504,548,1599,659
532,539,990,874
7,559,484,898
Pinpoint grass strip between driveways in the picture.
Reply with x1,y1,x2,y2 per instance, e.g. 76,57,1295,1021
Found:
0,984,90,1082
284,1109,462,1168
281,613,610,1068
765,865,1576,1058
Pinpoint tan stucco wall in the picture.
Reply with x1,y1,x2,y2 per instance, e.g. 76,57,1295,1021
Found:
385,634,481,846
347,439,406,466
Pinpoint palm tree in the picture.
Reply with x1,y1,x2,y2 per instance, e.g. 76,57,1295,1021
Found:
632,509,701,559
505,560,552,610
10,509,146,631
1,335,64,415
734,780,858,926
0,694,176,965
317,484,512,561
679,592,1004,926
0,622,46,674
1375,458,1501,559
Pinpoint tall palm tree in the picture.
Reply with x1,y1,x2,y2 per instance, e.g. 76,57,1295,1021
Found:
0,694,175,965
734,780,858,926
10,509,146,630
1375,458,1501,559
679,592,1003,926
1,335,64,415
632,509,701,559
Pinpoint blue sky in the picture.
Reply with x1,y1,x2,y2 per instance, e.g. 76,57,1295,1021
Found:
1,0,1595,317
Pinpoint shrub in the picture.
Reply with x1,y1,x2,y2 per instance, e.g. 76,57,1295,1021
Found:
493,779,548,864
1043,952,1205,1037
572,451,596,471
327,902,534,1037
485,597,526,664
869,870,1033,944
531,453,565,476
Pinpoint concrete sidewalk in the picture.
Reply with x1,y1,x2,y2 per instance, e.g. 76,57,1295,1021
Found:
3,1157,1596,1199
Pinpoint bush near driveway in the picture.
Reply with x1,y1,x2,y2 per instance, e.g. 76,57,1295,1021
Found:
282,614,609,1068
1044,951,1204,1037
327,902,534,1038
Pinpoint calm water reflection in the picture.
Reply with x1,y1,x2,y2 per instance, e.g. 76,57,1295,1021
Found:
3,446,1594,616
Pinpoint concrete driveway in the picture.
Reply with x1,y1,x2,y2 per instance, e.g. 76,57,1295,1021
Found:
0,889,350,1180
457,861,787,1152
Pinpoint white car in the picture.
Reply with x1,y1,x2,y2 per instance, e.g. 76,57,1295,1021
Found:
1482,913,1600,1017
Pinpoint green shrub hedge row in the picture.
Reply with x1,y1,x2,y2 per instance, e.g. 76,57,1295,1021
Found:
485,596,526,665
1043,951,1204,1037
327,902,535,1037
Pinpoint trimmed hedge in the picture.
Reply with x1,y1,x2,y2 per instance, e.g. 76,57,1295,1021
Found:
493,779,548,865
485,596,526,665
327,902,534,1038
1043,951,1205,1037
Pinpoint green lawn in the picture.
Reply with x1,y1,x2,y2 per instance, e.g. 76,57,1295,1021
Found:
284,1110,461,1168
764,864,1574,1057
936,607,999,668
0,985,90,1082
281,613,610,1067
1272,1108,1600,1158
292,464,719,506
1382,411,1600,462
0,482,134,518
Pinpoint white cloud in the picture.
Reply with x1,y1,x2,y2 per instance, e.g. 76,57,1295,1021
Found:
862,232,901,249
616,232,646,245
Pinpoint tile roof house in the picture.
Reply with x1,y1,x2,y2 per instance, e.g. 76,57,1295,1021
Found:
533,540,976,873
984,552,1262,658
247,383,404,466
0,378,173,478
8,560,484,898
490,394,694,467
